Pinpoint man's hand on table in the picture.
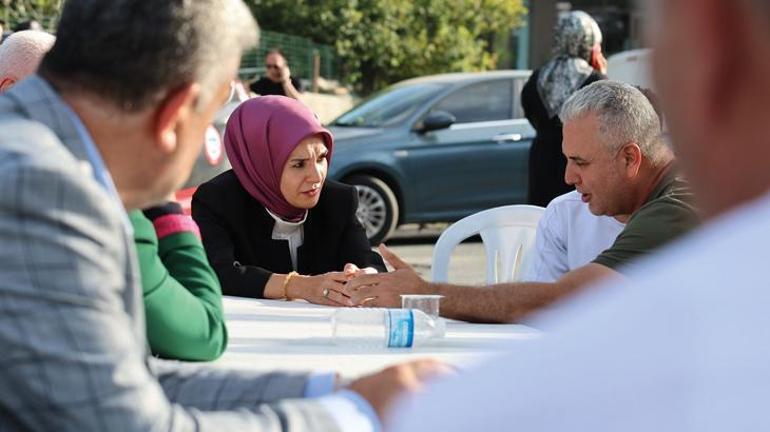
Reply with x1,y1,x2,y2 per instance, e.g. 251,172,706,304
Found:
343,245,432,307
347,359,452,424
343,263,378,280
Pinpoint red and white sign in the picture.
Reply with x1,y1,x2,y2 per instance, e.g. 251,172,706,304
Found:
204,125,223,166
175,187,196,215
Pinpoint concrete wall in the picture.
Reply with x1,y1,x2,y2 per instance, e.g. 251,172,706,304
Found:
528,0,557,69
299,92,358,124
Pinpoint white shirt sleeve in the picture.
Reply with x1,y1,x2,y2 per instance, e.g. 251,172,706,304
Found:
318,390,381,432
525,202,569,282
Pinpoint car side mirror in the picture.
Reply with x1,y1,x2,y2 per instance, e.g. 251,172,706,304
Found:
417,111,456,133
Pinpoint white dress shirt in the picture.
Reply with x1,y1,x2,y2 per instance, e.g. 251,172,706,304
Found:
526,190,625,282
391,191,770,432
266,209,307,271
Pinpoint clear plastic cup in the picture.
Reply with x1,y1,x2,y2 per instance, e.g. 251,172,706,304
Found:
400,294,444,319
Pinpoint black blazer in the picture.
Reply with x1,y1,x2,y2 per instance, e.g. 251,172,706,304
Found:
192,170,386,298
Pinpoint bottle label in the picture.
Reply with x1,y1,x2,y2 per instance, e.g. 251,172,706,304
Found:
387,309,415,348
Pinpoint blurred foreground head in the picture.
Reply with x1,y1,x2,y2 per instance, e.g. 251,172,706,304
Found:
0,30,55,92
650,0,770,217
37,0,259,209
41,0,257,112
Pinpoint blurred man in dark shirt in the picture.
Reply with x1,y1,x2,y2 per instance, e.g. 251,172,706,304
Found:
249,49,302,99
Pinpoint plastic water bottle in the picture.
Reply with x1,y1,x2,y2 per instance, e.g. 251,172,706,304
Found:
331,308,446,348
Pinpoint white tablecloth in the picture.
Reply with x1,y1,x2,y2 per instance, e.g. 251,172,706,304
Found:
215,297,539,378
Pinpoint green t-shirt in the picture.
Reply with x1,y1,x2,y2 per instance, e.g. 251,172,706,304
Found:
592,173,699,273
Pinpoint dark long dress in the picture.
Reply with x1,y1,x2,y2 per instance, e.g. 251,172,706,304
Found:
521,68,605,207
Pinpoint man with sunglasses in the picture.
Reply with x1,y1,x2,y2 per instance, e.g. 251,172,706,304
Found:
250,48,303,100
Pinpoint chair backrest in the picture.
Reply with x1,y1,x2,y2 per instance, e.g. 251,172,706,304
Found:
431,205,545,284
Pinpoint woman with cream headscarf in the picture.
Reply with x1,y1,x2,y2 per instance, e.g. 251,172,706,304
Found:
193,96,386,305
522,11,607,207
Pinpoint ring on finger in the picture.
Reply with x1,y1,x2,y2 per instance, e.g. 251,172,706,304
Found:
322,288,330,298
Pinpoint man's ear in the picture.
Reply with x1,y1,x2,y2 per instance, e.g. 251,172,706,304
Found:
589,44,602,70
154,83,200,154
0,78,16,92
621,142,643,177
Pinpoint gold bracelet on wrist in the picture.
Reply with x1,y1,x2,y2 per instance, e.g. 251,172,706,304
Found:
283,271,299,300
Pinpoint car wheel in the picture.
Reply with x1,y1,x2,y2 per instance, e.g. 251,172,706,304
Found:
346,175,399,245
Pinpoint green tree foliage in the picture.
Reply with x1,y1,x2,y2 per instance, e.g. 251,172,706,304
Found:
0,0,63,31
249,0,526,93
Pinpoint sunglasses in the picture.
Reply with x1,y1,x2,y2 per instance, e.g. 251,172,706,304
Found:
265,64,281,69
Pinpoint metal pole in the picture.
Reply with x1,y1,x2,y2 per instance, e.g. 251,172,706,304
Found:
528,0,557,69
312,49,320,93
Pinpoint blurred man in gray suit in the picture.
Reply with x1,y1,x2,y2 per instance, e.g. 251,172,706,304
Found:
0,1,441,431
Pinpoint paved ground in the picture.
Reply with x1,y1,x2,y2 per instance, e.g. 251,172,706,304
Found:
382,224,488,285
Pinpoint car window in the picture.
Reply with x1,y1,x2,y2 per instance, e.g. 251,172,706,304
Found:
432,79,513,124
333,83,447,128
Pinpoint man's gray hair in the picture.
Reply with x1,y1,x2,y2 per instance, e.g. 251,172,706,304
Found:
560,80,665,164
40,0,258,111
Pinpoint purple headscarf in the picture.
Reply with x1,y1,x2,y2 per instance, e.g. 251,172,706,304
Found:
224,96,334,221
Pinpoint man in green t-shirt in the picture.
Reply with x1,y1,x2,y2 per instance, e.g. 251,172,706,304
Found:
345,80,700,323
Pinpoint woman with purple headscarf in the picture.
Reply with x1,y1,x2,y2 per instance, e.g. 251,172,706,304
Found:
192,96,386,305
522,11,607,207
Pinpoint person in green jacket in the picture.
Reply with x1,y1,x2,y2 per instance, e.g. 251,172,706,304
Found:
130,201,227,361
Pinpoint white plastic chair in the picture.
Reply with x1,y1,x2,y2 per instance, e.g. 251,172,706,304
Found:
431,205,545,284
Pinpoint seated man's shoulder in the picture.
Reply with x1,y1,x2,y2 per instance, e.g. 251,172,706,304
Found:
660,177,697,210
546,190,587,213
543,190,592,224
249,77,271,92
593,178,700,273
549,190,584,206
0,120,128,300
631,197,699,233
1,118,86,181
1,118,63,155
634,176,699,226
0,118,122,226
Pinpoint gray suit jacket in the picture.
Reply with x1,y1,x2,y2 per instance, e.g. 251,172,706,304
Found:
0,76,341,431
